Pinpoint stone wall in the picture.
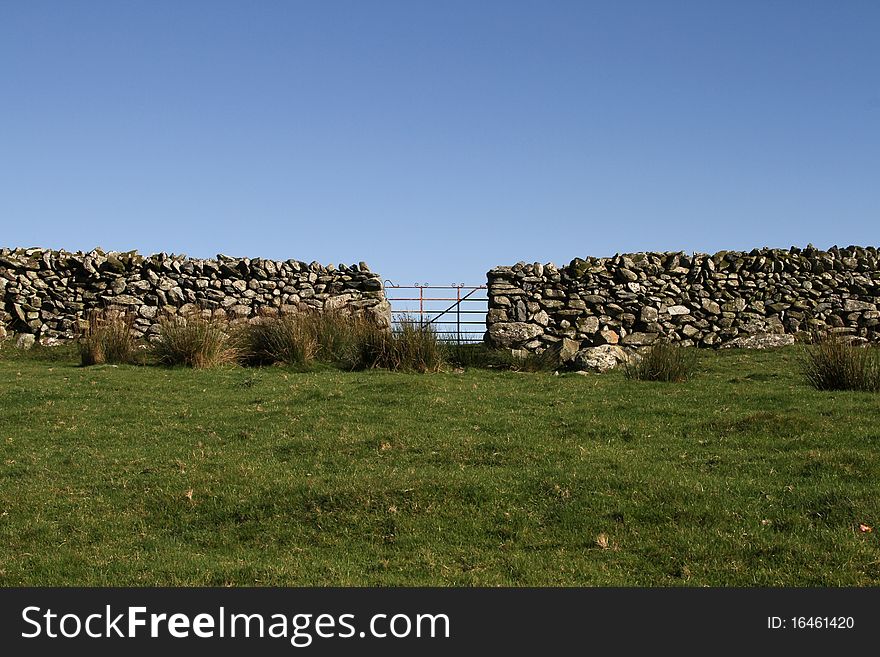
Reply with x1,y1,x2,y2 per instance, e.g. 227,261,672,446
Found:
0,247,390,343
486,246,880,352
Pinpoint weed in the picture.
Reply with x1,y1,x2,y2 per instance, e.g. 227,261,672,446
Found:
152,312,238,368
624,342,697,382
78,309,136,366
350,316,445,372
237,313,317,367
802,335,880,392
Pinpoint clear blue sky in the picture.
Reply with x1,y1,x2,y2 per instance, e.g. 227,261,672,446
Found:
2,1,877,285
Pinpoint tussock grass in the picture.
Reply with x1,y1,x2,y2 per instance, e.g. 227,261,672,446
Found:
152,312,238,368
802,335,880,392
236,309,387,369
625,342,697,382
237,313,318,368
305,309,374,364
78,309,137,366
350,317,445,372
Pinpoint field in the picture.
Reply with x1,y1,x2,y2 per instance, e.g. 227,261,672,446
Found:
0,344,878,586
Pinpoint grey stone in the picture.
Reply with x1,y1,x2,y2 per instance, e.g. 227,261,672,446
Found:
640,306,659,323
487,322,544,348
621,332,659,346
532,310,550,326
229,305,252,317
701,299,722,314
576,316,600,334
571,345,632,373
107,294,142,305
595,328,619,345
720,333,796,349
559,337,581,362
844,299,876,312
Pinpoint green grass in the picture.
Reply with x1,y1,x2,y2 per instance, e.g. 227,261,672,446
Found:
0,344,878,586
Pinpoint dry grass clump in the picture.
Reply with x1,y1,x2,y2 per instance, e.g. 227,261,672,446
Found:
624,342,697,382
347,316,445,373
152,312,238,368
78,309,136,366
237,313,318,367
802,334,880,392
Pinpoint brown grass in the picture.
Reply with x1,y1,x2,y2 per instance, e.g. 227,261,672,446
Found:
78,309,136,366
152,312,238,368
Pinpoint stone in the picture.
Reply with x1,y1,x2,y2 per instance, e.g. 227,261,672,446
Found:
571,345,631,373
668,305,690,316
595,328,619,345
559,337,581,363
621,331,659,346
107,294,142,305
701,299,722,314
532,310,550,326
576,316,600,334
844,299,876,312
100,255,126,274
640,306,659,323
157,276,177,291
487,322,544,348
720,333,796,349
167,287,185,304
12,303,27,322
15,333,35,350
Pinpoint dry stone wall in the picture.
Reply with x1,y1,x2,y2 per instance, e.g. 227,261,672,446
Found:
486,246,880,352
0,247,390,342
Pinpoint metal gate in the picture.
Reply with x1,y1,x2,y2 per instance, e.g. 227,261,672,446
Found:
383,282,487,344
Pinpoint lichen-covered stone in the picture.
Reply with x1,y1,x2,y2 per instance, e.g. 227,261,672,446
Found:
0,248,388,341
487,322,544,348
571,345,632,373
486,246,880,352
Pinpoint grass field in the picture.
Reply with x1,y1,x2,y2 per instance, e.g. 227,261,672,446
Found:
0,344,878,586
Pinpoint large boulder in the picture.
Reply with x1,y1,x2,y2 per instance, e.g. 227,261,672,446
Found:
487,322,543,348
365,300,393,330
570,345,633,373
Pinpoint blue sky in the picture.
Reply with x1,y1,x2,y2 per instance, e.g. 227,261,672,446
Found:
1,1,877,285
